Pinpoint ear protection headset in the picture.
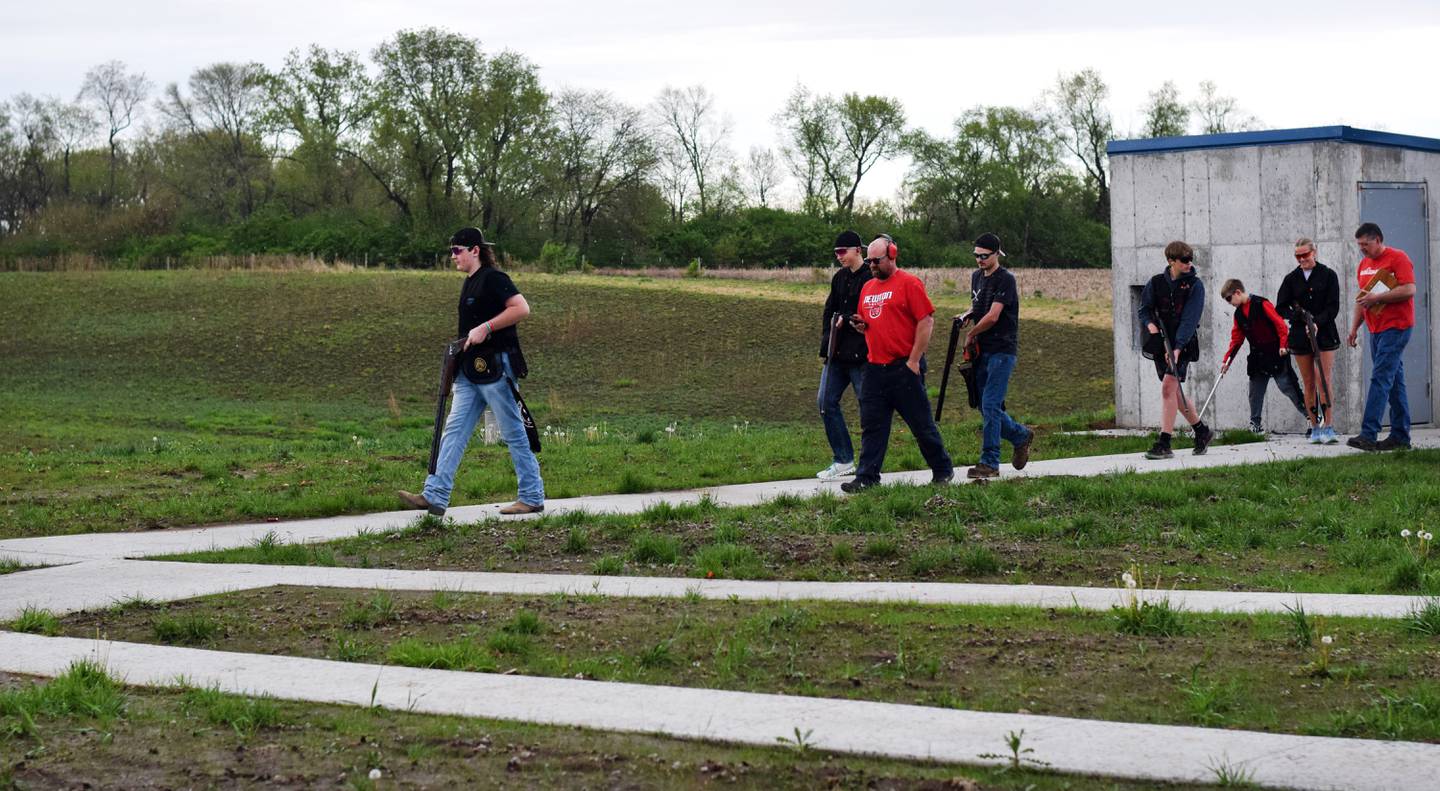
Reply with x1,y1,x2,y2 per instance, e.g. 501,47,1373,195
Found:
874,233,898,260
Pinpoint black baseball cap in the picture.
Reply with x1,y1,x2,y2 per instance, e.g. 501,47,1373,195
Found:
834,229,863,249
974,232,1005,256
450,227,495,248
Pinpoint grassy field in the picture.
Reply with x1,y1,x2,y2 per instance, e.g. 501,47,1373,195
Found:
0,269,1120,538
165,451,1440,596
0,665,1219,790
30,587,1440,744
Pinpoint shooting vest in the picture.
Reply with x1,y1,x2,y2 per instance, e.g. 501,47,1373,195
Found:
1143,269,1200,362
1233,296,1289,377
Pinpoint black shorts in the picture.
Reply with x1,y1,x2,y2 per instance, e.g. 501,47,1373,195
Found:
1288,328,1341,356
1153,355,1190,383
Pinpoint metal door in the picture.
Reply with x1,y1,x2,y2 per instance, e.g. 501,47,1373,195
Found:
1359,182,1432,424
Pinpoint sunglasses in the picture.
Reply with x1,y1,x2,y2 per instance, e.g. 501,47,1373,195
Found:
1169,255,1193,264
834,247,855,257
449,246,471,255
974,252,995,261
1294,251,1314,260
863,257,885,266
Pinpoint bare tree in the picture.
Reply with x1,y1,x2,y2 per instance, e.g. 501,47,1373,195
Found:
1140,81,1189,138
49,99,97,197
1191,80,1259,135
8,95,56,214
745,145,783,207
551,89,656,253
79,60,151,205
1050,69,1112,221
654,140,693,222
652,85,732,217
160,62,272,217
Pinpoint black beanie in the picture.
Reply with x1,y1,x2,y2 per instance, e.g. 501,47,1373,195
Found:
834,229,863,249
974,233,1005,256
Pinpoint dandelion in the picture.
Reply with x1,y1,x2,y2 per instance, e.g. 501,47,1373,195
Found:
152,436,159,442
369,768,382,780
1122,572,1137,589
1402,529,1413,538
1321,635,1333,645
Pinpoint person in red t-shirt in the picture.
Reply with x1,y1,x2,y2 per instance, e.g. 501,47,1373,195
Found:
1218,279,1309,434
839,234,954,491
1346,223,1417,451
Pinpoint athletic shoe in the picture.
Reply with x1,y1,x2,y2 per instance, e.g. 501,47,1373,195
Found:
1144,441,1173,460
1248,421,1264,434
1376,435,1412,451
1192,423,1215,456
840,478,879,493
1308,427,1323,444
1011,427,1035,470
816,461,856,480
931,472,954,485
397,490,446,516
1346,436,1380,452
1321,427,1339,445
966,464,999,479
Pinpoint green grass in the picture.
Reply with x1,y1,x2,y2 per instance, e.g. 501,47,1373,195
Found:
157,451,1440,595
0,660,127,739
0,670,1211,790
0,269,1120,539
10,606,61,636
151,614,223,645
49,587,1440,743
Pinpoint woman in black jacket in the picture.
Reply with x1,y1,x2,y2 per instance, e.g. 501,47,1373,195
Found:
1275,238,1342,444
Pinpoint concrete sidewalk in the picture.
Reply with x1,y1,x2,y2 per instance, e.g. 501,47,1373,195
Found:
2,558,1432,621
2,632,1435,791
3,429,1435,566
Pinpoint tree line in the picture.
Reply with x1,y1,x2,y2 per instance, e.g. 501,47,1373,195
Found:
0,28,1260,270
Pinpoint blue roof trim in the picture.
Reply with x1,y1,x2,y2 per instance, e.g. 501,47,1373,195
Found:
1107,126,1440,156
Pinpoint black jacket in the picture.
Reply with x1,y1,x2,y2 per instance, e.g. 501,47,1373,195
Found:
1275,263,1341,350
820,265,872,364
1138,266,1204,362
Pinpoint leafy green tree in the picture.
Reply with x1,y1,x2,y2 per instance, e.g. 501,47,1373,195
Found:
1140,81,1189,138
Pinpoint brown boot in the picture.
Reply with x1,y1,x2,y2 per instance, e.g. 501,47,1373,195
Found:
397,490,445,516
1012,427,1035,470
966,464,999,479
499,501,545,515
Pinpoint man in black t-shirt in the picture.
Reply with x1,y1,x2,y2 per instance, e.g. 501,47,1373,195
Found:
399,227,545,517
961,233,1033,479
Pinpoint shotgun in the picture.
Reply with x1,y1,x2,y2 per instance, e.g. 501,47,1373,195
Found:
817,313,842,414
1154,321,1194,415
935,312,975,420
1298,308,1332,424
428,338,465,474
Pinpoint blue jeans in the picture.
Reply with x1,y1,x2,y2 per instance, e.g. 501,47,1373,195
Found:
424,352,544,508
853,359,952,484
1360,327,1411,443
975,352,1029,468
818,362,865,464
1247,363,1309,427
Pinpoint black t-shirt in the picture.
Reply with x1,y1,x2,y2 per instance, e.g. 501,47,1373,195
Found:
970,267,1019,355
458,266,521,363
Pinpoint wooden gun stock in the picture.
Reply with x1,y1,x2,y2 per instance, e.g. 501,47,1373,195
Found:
427,339,465,475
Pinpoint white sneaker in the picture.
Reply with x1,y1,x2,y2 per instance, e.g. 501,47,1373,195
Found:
817,462,856,480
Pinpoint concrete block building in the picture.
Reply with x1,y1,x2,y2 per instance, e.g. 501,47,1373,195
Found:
1108,126,1436,435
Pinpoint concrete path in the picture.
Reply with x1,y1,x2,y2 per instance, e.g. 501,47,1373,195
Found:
2,632,1436,790
1,558,1432,622
2,429,1435,567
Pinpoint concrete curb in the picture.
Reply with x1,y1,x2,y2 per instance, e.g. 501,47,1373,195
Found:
1,632,1435,791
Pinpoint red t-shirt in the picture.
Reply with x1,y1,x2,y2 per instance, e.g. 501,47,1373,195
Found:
857,269,934,364
1357,247,1416,334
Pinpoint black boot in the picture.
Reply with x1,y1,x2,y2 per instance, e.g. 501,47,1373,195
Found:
1145,433,1174,460
1192,422,1214,455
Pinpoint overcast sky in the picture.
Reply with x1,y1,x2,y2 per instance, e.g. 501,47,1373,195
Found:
5,0,1439,204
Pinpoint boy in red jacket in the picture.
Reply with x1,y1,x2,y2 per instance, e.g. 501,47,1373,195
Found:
1220,279,1310,434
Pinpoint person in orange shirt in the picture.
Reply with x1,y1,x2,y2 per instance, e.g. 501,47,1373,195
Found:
1219,279,1309,434
1345,223,1417,452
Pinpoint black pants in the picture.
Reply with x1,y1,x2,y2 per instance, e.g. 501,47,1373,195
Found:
853,360,953,484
